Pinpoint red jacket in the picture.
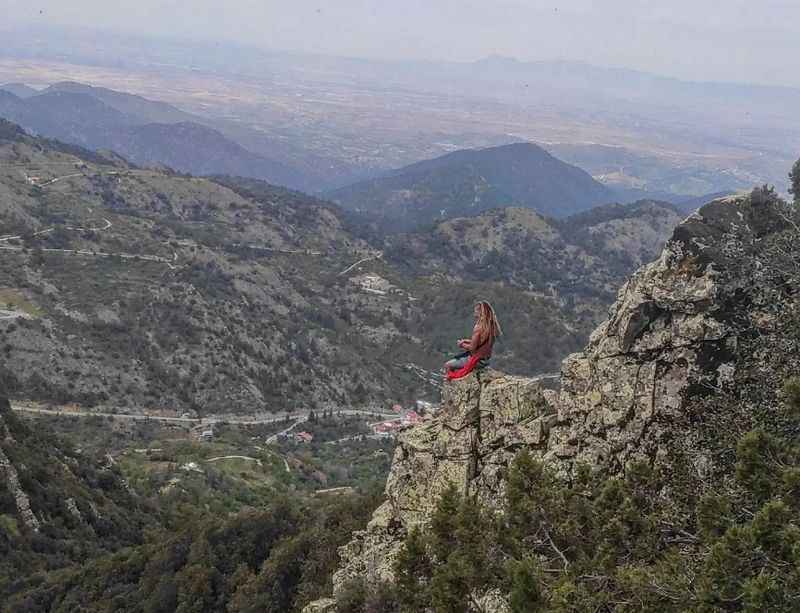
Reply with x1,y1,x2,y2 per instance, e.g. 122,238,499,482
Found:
447,354,484,380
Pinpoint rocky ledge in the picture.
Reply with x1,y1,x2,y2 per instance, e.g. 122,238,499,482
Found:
306,194,800,610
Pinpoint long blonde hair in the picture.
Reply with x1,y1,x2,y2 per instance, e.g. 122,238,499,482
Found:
475,301,502,342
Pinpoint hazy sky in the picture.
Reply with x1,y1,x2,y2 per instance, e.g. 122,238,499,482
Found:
5,0,800,87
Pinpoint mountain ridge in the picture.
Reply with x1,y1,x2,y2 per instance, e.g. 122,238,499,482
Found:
328,142,615,231
0,85,312,190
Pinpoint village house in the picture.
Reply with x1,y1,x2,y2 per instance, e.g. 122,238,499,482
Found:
401,410,421,426
295,431,314,443
372,421,402,436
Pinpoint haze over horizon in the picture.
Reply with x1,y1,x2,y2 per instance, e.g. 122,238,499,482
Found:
4,0,800,89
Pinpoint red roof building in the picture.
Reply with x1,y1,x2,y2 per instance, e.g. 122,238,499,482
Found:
295,431,314,443
373,421,402,434
403,411,421,425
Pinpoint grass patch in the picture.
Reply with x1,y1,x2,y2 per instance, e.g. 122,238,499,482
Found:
0,288,43,317
0,513,20,537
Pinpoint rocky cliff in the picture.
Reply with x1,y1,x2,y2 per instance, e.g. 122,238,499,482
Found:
306,192,800,610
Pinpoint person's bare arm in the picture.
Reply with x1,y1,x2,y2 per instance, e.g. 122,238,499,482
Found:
461,327,482,351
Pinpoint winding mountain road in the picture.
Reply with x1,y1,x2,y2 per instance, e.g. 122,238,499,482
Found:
0,310,32,321
0,244,175,265
10,403,397,427
206,455,263,466
338,252,384,276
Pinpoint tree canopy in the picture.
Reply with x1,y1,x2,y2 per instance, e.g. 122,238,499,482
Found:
790,158,800,202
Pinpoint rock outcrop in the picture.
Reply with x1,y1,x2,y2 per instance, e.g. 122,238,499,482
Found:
0,399,41,532
307,194,800,610
329,371,554,594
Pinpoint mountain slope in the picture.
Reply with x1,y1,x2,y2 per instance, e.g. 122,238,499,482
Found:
38,81,354,192
0,88,309,190
387,199,683,305
0,83,39,98
0,121,420,412
0,90,139,148
328,142,615,230
43,81,196,124
0,120,685,413
105,122,309,189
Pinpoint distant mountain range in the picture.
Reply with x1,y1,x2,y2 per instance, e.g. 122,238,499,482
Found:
0,82,38,98
546,142,748,201
0,82,311,190
2,25,795,196
0,84,649,226
328,142,616,230
0,79,760,207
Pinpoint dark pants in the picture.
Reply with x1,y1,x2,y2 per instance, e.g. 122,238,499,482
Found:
445,352,489,371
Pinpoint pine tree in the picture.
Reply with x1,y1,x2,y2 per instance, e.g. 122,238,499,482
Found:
395,527,432,610
507,557,544,613
790,158,800,203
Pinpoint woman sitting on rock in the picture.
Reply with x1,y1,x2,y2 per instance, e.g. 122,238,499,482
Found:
444,301,502,380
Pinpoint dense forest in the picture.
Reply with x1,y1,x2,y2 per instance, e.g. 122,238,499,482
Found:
0,396,383,613
6,492,380,613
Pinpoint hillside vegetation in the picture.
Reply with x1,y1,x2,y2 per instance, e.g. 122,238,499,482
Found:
0,121,682,413
0,398,155,595
0,394,384,613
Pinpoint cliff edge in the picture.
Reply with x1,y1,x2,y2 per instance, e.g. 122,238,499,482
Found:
306,193,799,611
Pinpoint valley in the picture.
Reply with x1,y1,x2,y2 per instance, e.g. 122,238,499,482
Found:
1,8,799,612
0,119,691,610
18,402,398,498
0,119,684,419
